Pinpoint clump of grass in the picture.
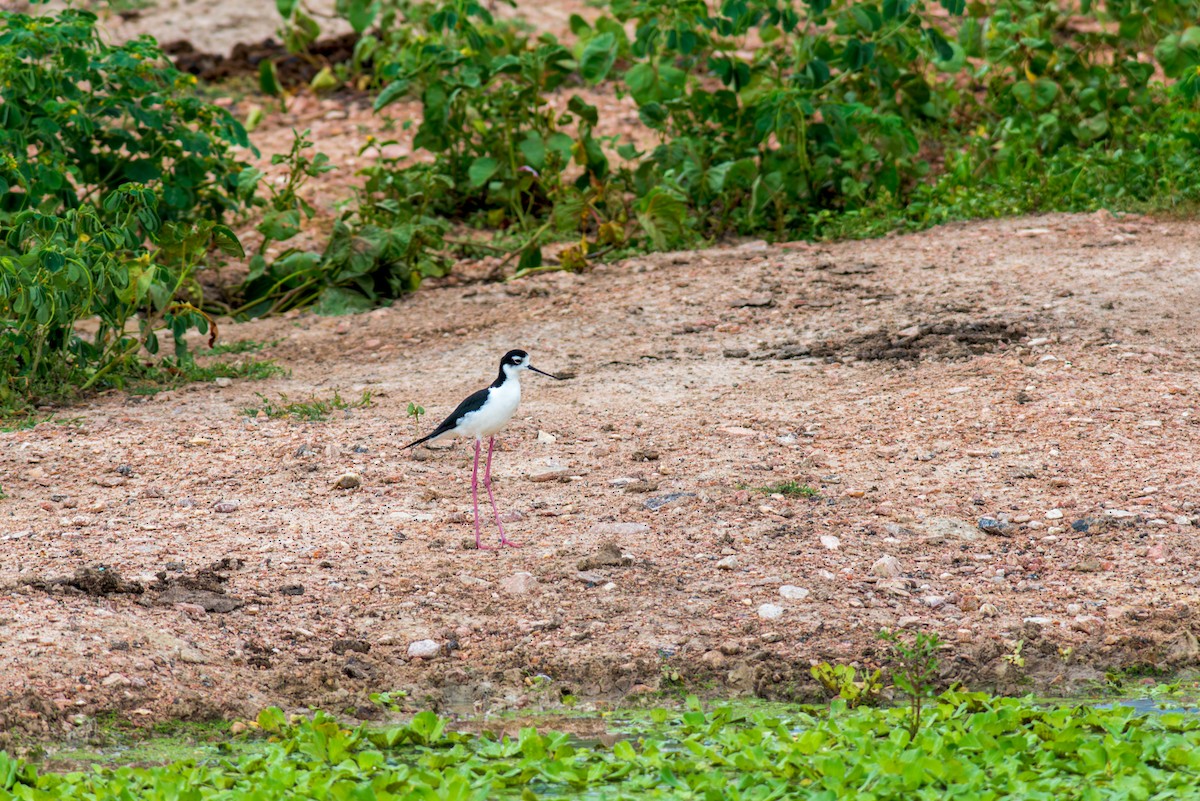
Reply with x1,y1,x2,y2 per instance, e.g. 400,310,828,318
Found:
126,357,288,397
759,480,820,498
244,389,372,421
207,338,281,356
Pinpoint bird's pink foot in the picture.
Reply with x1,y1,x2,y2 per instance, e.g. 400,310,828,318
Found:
500,538,522,548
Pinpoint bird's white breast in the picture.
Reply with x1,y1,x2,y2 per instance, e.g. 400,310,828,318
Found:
459,379,521,438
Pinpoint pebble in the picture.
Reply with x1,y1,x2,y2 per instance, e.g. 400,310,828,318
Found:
1023,616,1053,626
334,473,361,489
716,556,739,570
757,603,784,620
175,603,207,618
1072,615,1105,635
1176,516,1194,526
779,585,810,601
1045,509,1064,520
279,584,305,596
536,430,557,445
214,501,239,513
214,377,233,388
980,603,999,618
101,672,130,687
819,535,840,551
644,492,696,511
897,616,922,628
871,555,902,578
977,516,1012,536
407,640,440,660
1104,509,1135,519
923,516,981,541
500,572,539,595
529,466,570,483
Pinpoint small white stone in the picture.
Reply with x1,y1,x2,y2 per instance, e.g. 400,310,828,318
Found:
871,555,902,578
757,603,784,620
500,572,539,595
407,640,440,659
536,430,557,445
819,535,840,551
716,555,739,570
334,473,361,489
1045,508,1063,520
779,585,810,601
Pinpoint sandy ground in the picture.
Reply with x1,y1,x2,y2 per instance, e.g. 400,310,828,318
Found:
5,210,1200,739
4,0,1200,742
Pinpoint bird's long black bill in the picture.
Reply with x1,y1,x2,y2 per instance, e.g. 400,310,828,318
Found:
529,366,562,380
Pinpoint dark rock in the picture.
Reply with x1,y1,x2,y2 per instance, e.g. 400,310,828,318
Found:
577,541,634,571
23,566,144,596
978,516,1013,536
279,584,305,596
332,639,371,655
644,492,697,511
343,657,376,680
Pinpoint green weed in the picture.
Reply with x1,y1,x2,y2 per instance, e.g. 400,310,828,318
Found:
206,339,280,356
880,629,944,740
243,389,373,421
759,480,820,498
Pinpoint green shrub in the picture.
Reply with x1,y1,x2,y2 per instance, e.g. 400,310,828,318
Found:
0,8,254,411
0,8,253,223
258,0,1200,301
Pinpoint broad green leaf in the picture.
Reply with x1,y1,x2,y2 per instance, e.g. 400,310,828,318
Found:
579,32,618,84
258,60,281,97
1012,78,1058,110
468,156,499,187
374,78,411,111
519,134,546,170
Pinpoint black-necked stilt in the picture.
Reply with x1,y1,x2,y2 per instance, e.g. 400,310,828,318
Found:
402,349,560,549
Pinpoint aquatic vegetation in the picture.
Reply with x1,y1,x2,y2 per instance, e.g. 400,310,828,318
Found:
6,693,1200,799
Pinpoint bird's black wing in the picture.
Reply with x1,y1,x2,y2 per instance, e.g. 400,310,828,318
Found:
401,387,490,449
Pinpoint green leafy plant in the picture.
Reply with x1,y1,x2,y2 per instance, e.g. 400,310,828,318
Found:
0,8,258,413
243,389,373,421
1,186,243,411
879,629,943,740
0,8,254,224
811,662,883,709
368,690,409,712
406,401,425,437
12,695,1200,797
759,480,819,498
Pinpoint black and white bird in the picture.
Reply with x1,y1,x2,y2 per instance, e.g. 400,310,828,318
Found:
402,349,560,549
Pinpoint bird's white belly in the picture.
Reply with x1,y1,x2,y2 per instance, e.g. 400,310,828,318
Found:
458,382,521,438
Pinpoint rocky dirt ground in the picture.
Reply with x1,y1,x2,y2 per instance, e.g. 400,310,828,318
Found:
4,0,1200,742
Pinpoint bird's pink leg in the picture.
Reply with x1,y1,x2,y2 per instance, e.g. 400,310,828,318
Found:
485,435,520,547
472,438,494,550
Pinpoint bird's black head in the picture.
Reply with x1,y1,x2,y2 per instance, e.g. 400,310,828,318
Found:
497,349,560,382
501,349,530,368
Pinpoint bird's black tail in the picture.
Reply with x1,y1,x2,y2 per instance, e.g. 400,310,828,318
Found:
401,432,436,450
401,424,450,450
